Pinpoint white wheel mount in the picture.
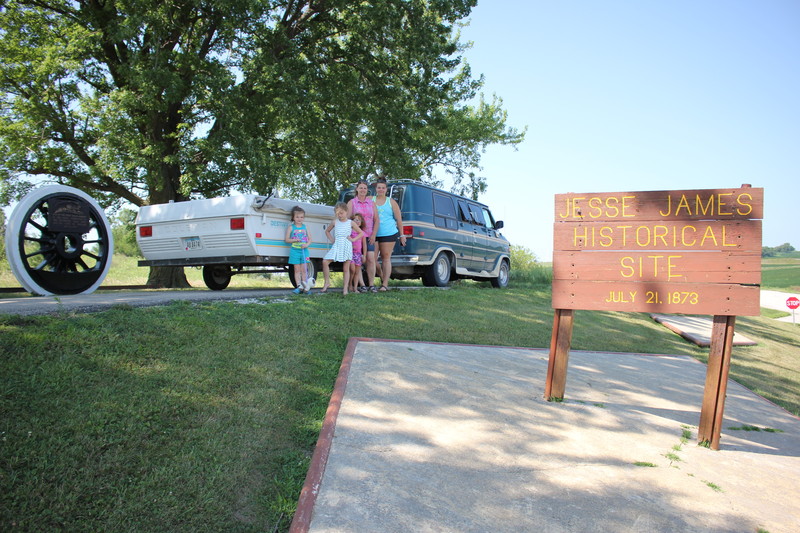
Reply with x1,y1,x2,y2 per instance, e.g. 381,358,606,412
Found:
5,185,114,296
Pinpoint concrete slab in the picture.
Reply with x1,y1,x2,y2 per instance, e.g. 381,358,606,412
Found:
650,314,757,346
292,339,800,533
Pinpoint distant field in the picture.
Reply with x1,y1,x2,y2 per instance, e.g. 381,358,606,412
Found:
761,256,800,293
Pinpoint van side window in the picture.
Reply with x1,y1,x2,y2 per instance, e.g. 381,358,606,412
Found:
434,194,456,218
457,200,473,224
469,204,486,226
433,193,458,230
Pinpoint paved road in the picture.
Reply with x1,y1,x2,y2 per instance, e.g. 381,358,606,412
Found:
1,288,797,319
761,289,800,323
0,287,297,316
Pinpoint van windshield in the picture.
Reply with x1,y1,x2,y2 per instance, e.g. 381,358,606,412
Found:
341,185,376,204
341,182,403,206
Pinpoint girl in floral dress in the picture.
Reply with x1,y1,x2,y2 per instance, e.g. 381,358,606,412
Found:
349,213,367,293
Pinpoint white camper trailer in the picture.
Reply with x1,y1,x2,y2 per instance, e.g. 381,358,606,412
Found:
136,195,334,290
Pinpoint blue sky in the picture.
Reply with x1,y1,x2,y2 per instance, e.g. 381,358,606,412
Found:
461,0,799,261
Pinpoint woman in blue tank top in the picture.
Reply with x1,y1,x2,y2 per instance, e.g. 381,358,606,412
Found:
373,177,406,291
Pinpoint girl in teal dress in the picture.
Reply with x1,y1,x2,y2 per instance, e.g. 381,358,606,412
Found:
285,206,314,294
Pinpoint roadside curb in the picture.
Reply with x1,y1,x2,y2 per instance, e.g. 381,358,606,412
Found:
650,314,757,346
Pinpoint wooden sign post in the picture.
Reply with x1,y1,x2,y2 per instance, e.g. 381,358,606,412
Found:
546,186,763,449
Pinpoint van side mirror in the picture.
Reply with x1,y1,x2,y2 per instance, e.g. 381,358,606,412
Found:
495,220,504,230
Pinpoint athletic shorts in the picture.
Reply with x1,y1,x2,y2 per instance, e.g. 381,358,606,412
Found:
376,232,399,243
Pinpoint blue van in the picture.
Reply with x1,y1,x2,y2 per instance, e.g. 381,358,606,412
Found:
340,180,510,287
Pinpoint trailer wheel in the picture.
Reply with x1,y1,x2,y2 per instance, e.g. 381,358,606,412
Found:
6,185,113,296
203,265,232,290
289,259,318,288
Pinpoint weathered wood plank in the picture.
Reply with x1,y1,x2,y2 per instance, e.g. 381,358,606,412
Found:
555,187,763,222
551,280,760,315
552,250,761,284
553,220,762,252
545,309,574,400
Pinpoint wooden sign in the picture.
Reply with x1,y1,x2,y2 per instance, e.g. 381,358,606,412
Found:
552,187,763,316
546,185,764,450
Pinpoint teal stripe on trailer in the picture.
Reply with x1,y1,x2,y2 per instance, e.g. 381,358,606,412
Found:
255,239,330,250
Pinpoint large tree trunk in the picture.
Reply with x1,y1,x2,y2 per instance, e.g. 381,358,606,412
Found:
146,266,191,288
144,120,191,289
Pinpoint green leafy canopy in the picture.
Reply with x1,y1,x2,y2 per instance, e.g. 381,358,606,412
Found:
1,0,524,209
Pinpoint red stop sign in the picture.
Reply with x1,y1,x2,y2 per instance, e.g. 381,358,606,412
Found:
787,297,800,310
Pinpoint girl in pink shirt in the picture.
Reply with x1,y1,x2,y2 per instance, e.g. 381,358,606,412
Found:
347,179,380,292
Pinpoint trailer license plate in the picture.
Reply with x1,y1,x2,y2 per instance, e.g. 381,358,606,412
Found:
183,236,202,251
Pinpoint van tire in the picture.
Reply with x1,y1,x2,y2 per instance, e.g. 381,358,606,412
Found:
203,265,232,291
423,253,451,287
490,259,510,288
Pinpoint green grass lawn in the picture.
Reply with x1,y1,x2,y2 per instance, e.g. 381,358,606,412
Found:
762,256,800,293
1,257,799,532
3,284,800,532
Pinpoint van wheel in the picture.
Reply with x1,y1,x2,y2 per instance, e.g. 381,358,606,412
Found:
490,259,510,288
289,260,318,288
203,265,232,290
423,253,451,287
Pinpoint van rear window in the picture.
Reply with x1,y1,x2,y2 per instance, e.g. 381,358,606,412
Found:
390,185,404,208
